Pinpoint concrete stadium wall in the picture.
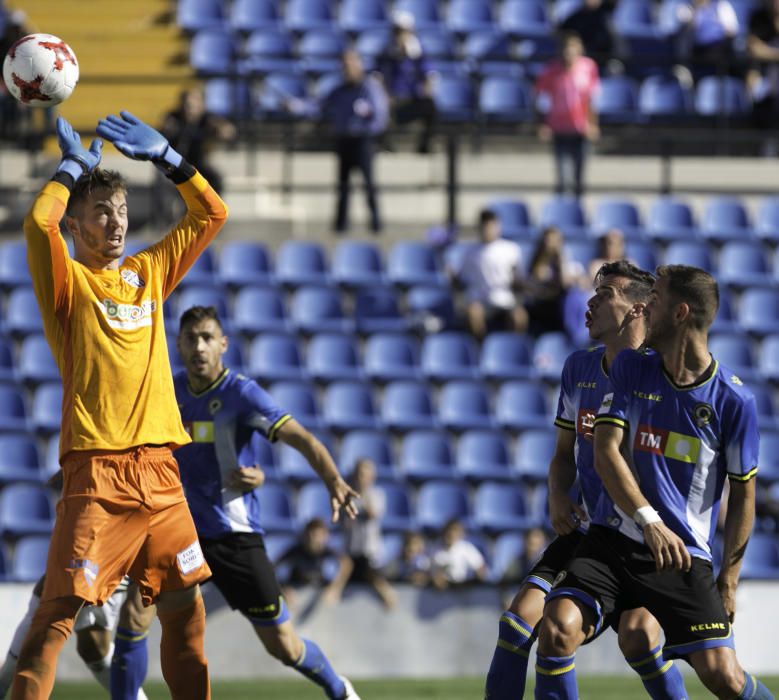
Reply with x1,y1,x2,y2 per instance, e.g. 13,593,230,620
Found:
0,582,777,683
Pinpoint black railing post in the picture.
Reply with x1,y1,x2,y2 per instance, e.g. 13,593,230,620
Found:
446,131,459,230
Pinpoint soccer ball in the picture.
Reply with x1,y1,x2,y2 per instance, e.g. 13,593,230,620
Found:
2,33,79,106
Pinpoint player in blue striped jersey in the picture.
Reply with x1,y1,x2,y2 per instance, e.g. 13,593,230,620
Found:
536,265,773,700
485,261,687,699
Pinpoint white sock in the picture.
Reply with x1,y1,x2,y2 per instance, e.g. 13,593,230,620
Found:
0,592,42,696
85,642,113,692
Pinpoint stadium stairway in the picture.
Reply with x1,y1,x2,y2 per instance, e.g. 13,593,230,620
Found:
9,0,194,137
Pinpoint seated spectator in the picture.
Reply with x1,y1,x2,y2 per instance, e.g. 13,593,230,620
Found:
378,10,437,153
525,226,586,336
747,0,779,139
587,228,626,279
495,527,550,585
324,459,397,608
677,0,739,66
430,519,489,590
559,0,616,64
384,531,432,586
276,518,340,603
449,209,528,341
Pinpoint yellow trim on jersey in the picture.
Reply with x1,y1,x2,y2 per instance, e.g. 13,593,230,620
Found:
593,416,628,429
536,662,575,676
268,414,293,442
187,368,230,398
639,661,673,681
500,614,532,639
728,467,758,483
496,640,530,658
662,359,719,392
554,417,576,431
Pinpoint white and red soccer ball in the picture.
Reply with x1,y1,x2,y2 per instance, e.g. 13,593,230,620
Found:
2,33,78,106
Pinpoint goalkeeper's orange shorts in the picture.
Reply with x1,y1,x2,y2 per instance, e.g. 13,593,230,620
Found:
42,445,211,607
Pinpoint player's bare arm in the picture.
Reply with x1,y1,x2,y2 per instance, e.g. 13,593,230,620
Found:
548,428,586,535
717,478,757,621
594,422,692,572
276,419,359,522
225,465,266,492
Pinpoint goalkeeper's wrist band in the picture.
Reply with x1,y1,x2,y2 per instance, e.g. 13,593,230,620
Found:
633,506,662,528
152,145,183,173
56,157,87,181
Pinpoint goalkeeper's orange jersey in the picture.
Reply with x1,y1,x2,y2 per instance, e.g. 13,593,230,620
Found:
23,171,228,458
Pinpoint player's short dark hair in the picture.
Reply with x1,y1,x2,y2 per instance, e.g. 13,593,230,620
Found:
479,209,498,227
655,264,719,331
66,168,127,217
594,260,655,303
304,517,328,534
178,305,224,334
558,29,583,49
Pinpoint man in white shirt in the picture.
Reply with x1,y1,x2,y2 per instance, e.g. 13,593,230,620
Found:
431,519,489,588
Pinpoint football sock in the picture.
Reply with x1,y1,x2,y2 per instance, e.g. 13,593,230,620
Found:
111,627,149,700
535,653,578,700
0,592,41,696
11,597,78,699
625,645,688,700
293,639,347,700
736,672,775,700
485,611,536,699
158,596,210,700
85,642,113,692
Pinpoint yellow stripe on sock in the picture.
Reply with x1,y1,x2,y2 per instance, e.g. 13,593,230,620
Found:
639,660,673,681
115,629,150,642
500,614,532,640
536,662,575,677
496,640,530,658
628,647,663,669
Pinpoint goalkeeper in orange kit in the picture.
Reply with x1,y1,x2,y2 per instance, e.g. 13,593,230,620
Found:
11,111,228,699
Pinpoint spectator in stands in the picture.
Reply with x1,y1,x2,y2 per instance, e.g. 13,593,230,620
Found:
525,226,587,337
495,528,550,586
384,532,432,586
449,208,528,341
747,0,779,138
324,459,397,608
588,227,626,279
277,518,340,593
676,0,739,66
319,50,388,234
160,87,236,194
535,32,600,198
430,519,489,590
378,10,437,154
558,0,616,64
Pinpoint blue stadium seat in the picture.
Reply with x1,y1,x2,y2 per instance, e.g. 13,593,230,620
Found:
624,240,658,273
17,335,58,386
0,338,15,384
31,382,63,434
223,341,245,374
364,333,420,383
400,430,457,482
11,535,50,582
457,431,512,482
479,76,532,122
0,435,43,483
243,30,295,74
594,77,640,125
638,75,692,120
499,0,551,39
539,196,588,237
718,242,772,289
738,288,779,337
447,0,494,34
490,532,526,583
179,248,217,287
394,0,441,30
421,332,479,381
338,0,386,33
757,430,779,483
285,0,333,32
278,430,333,481
758,334,779,382
565,239,598,270
382,380,437,432
314,71,345,100
322,381,378,431
355,30,391,63
5,288,44,337
298,28,346,75
339,430,395,478
248,333,306,382
0,484,53,537
463,30,511,64
375,481,414,532
204,78,250,119
474,482,533,534
514,429,556,481
480,332,534,380
257,483,296,533
532,332,573,381
711,290,737,334
189,29,235,75
275,241,328,287
663,240,713,271
739,532,779,579
553,0,585,24
218,241,272,288
406,285,457,330
756,197,779,243
269,381,321,431
416,481,470,531
695,77,750,118
495,380,550,431
175,285,228,320
296,482,334,527
438,380,494,431
177,0,225,32
0,241,31,288
613,0,655,33
701,197,753,243
752,384,778,431
307,333,363,382
229,0,279,32
233,286,288,336
257,72,307,118
417,27,456,61
354,287,408,334
331,241,384,287
0,385,28,433
708,333,758,383
487,198,534,238
291,286,353,335
432,73,475,122
591,197,643,237
647,196,698,241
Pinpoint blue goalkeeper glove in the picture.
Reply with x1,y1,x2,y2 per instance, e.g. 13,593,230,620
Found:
96,110,182,169
55,116,103,180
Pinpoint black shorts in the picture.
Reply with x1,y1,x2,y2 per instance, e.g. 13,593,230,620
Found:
200,532,290,627
348,555,381,583
548,525,734,659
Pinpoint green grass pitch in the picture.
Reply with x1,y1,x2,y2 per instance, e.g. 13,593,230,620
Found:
49,675,779,699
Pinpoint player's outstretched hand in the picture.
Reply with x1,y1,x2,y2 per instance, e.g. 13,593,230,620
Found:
96,110,182,167
327,477,359,523
549,490,587,536
643,521,692,572
55,117,102,178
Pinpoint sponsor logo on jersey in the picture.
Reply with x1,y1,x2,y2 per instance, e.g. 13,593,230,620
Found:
730,375,743,386
99,298,156,329
208,398,222,415
184,420,214,443
689,622,727,632
176,540,205,575
120,269,145,288
633,390,663,402
577,380,597,389
552,570,567,587
693,403,714,428
69,558,99,587
597,392,614,414
635,425,701,464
